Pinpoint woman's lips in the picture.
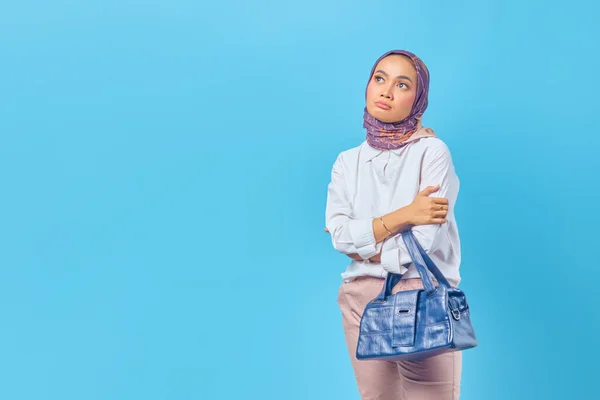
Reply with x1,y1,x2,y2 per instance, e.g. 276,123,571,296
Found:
375,102,391,110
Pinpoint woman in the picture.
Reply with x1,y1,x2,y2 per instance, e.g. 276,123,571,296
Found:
325,50,462,400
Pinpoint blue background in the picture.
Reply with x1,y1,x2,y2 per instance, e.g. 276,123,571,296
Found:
1,0,598,399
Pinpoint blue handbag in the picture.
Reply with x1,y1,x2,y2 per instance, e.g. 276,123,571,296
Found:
356,230,478,361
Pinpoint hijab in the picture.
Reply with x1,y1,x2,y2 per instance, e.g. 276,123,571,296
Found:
364,50,436,150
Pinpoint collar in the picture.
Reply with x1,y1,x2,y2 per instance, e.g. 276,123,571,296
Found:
361,125,438,163
361,142,404,163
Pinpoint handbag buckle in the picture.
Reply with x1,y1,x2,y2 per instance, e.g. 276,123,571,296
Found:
451,309,461,321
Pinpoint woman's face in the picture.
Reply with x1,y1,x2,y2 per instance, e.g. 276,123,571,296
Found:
365,55,418,123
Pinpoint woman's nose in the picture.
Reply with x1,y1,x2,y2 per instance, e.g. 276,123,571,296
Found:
380,91,392,99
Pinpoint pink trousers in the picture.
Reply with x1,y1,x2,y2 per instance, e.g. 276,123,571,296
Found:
337,276,462,400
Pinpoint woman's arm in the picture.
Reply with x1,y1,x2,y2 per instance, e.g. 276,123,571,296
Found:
324,154,392,260
378,144,459,274
331,185,449,262
325,154,449,261
341,206,418,263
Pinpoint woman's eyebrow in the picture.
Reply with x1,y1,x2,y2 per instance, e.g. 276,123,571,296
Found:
374,70,413,83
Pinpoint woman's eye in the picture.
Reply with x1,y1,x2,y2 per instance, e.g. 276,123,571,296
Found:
375,76,384,83
397,82,408,89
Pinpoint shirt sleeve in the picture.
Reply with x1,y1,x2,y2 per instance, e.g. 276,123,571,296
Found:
380,145,460,274
325,154,380,259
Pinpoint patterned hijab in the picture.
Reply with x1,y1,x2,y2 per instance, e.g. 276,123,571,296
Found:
364,50,436,150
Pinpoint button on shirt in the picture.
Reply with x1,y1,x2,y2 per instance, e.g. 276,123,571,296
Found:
325,137,462,287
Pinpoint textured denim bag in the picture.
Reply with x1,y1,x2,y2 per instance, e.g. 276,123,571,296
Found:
356,231,478,361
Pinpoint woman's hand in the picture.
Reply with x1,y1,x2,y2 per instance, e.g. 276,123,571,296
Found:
405,184,449,225
324,184,448,261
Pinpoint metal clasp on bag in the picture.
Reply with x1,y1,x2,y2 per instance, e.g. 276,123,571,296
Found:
451,308,461,321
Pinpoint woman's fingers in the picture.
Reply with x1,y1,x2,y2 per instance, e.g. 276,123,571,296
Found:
433,210,448,218
431,197,449,205
431,205,448,213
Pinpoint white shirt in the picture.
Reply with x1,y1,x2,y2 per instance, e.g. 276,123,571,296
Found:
325,137,462,287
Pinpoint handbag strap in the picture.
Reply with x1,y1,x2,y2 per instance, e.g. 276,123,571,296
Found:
373,230,452,303
401,231,452,289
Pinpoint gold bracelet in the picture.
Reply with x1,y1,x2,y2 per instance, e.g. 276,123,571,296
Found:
379,217,394,236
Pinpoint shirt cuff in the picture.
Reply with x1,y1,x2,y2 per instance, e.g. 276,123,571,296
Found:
380,242,409,275
348,218,378,259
